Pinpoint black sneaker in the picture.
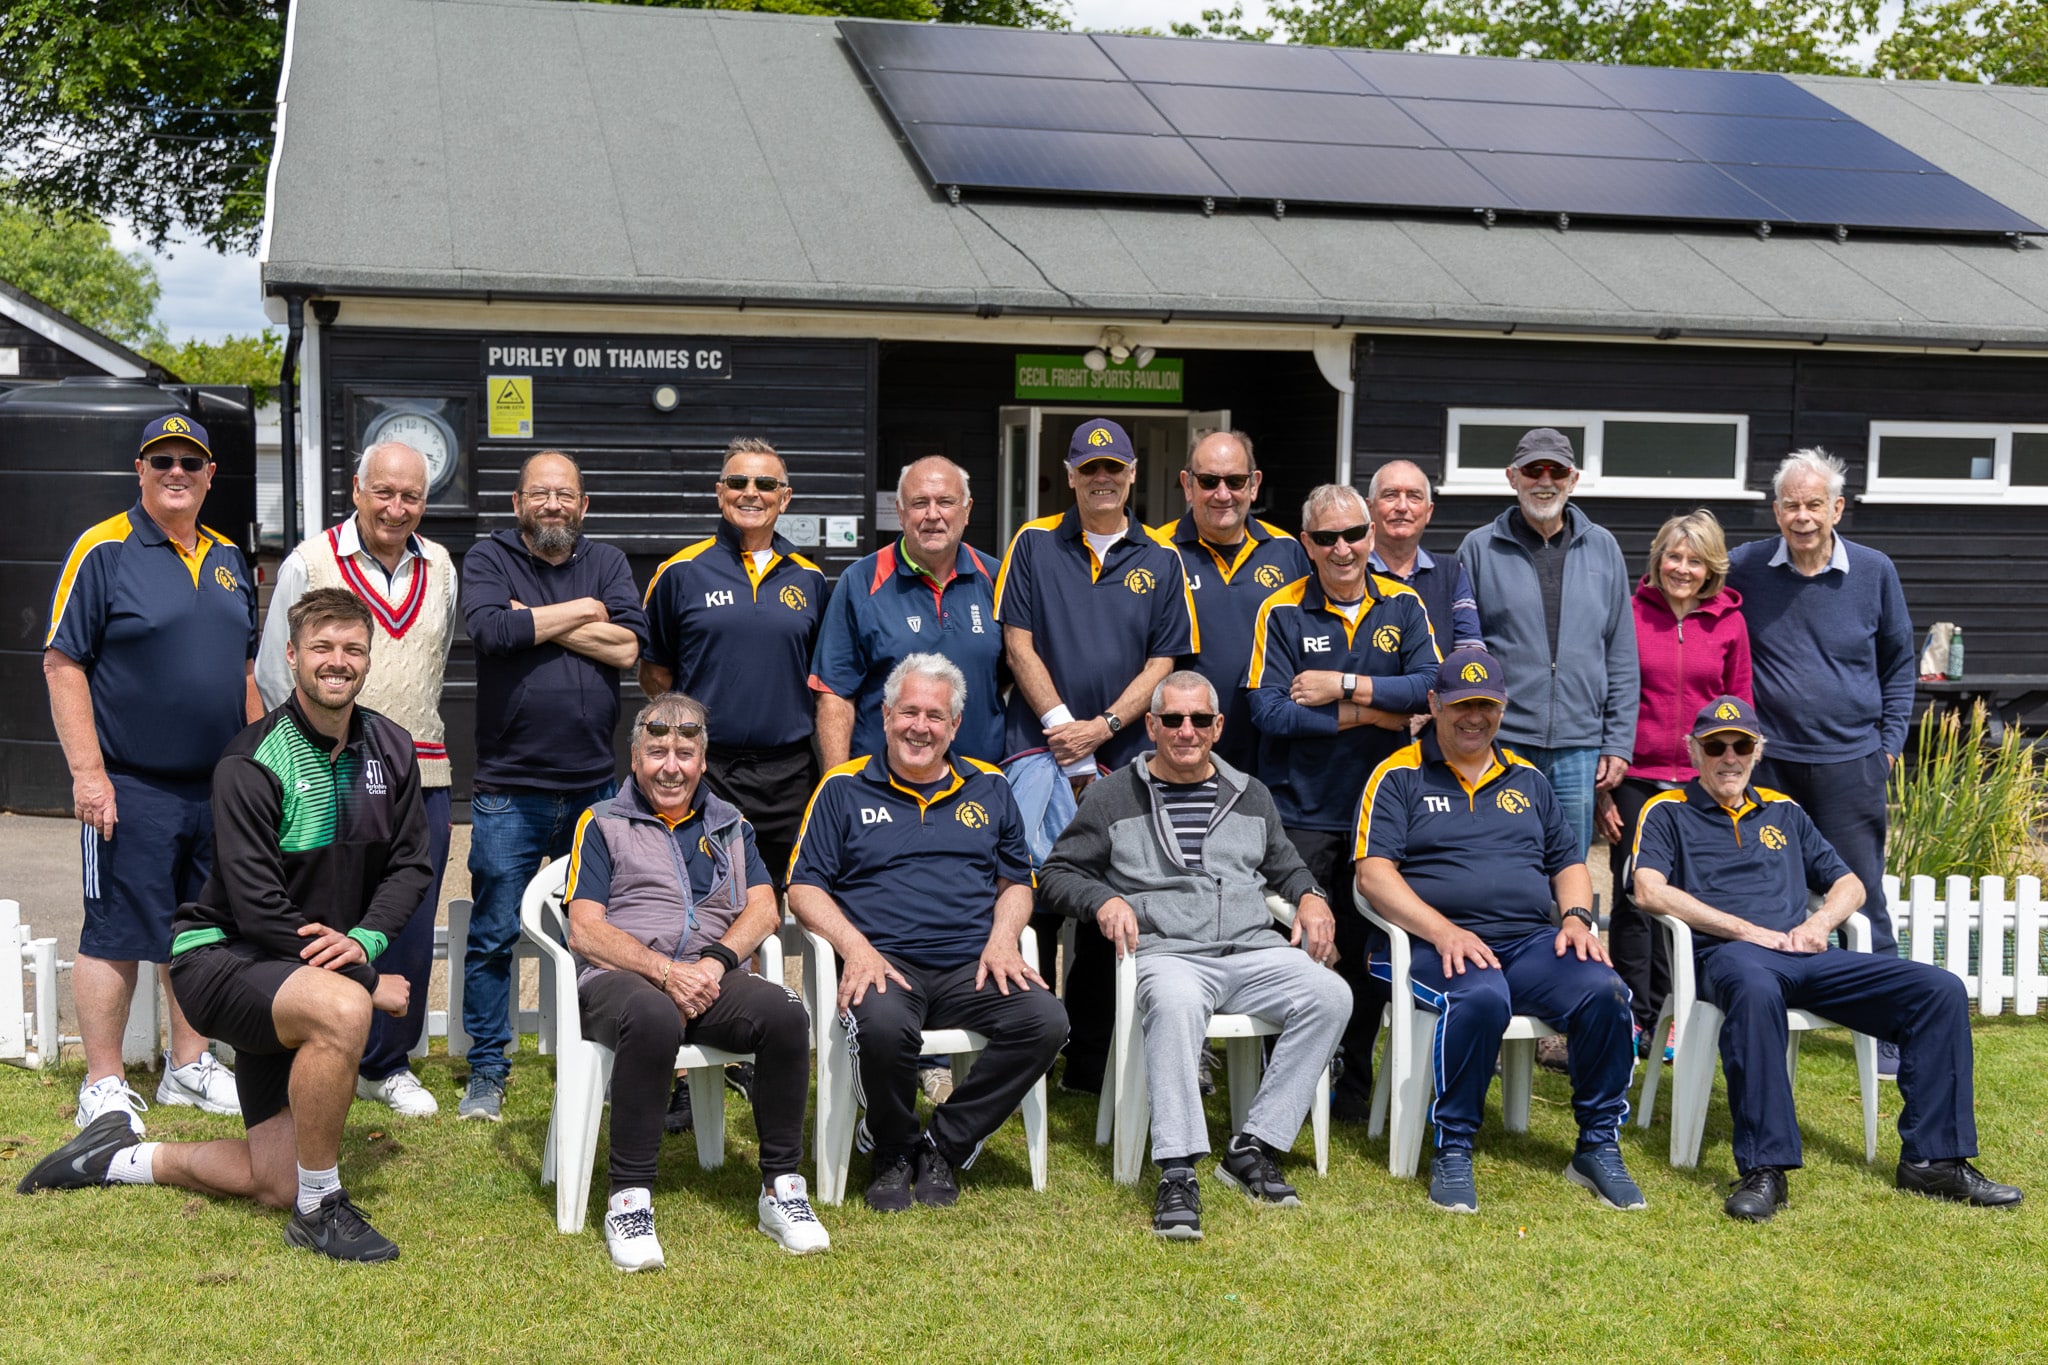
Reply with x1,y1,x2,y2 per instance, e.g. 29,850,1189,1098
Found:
914,1138,959,1208
15,1112,134,1194
1897,1158,2024,1208
865,1153,914,1213
1876,1040,1901,1080
663,1077,694,1135
1153,1167,1202,1240
724,1062,755,1102
1215,1134,1300,1208
1724,1167,1788,1222
283,1189,400,1263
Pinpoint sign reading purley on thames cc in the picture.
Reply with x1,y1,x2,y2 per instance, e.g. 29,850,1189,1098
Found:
479,335,733,379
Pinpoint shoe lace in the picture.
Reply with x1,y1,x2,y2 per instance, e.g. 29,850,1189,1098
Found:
1436,1151,1474,1185
89,1078,149,1116
1158,1174,1200,1215
326,1191,374,1234
1730,1168,1777,1196
775,1194,820,1225
921,1146,955,1185
610,1206,656,1239
1583,1144,1630,1180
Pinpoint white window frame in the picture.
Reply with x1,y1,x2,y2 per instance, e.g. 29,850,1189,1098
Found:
1862,420,2048,505
1441,407,1757,499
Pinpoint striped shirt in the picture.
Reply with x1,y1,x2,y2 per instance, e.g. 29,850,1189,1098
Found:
1152,775,1219,870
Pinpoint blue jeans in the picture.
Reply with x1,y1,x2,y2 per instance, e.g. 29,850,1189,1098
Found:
463,781,615,1081
361,786,452,1081
1000,751,1079,873
1516,744,1598,860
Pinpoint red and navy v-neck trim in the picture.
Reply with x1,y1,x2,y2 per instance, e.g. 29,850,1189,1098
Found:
329,524,429,638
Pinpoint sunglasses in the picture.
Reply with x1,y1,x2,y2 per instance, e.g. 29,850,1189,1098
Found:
146,454,208,473
1192,473,1252,491
641,721,705,738
1076,458,1128,477
1306,524,1370,548
720,474,786,493
1518,461,1573,481
1153,712,1218,730
1697,736,1756,757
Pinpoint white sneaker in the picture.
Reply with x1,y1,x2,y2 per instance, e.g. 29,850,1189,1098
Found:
758,1173,831,1254
76,1074,148,1136
356,1070,440,1117
156,1050,240,1116
604,1189,664,1272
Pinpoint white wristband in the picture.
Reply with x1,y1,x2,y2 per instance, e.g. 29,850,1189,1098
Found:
1060,755,1098,778
1041,704,1076,728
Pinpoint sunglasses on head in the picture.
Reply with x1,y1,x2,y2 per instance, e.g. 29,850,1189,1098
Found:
1518,461,1572,481
720,474,786,493
1697,736,1756,757
1153,711,1218,730
1192,472,1251,491
1077,458,1128,477
641,721,705,738
1306,524,1370,548
147,454,208,473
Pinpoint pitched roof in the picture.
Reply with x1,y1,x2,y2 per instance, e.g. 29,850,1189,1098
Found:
0,277,174,380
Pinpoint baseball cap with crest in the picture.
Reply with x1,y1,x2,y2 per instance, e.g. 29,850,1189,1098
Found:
138,413,214,461
1692,695,1764,742
1065,418,1134,469
1435,646,1508,704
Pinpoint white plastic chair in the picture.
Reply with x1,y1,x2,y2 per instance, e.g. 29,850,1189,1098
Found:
803,925,1049,1206
519,857,784,1234
1094,894,1331,1186
1353,888,1560,1180
1638,909,1879,1168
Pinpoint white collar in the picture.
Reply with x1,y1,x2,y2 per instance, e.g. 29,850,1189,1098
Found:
335,514,424,567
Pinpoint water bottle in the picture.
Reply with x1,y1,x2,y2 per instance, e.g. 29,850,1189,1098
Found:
1948,627,1965,681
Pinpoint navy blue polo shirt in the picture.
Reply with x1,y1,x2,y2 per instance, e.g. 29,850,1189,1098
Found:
1245,571,1440,832
994,505,1197,770
643,520,826,751
808,539,1004,764
1631,781,1851,945
788,754,1031,971
1355,731,1580,947
1148,512,1309,772
46,503,257,779
565,797,773,907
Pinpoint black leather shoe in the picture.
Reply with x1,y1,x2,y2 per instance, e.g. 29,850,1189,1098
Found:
1897,1158,2024,1208
1724,1167,1788,1222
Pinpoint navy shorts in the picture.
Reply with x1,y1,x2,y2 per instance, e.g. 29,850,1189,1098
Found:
80,770,212,963
168,941,303,1128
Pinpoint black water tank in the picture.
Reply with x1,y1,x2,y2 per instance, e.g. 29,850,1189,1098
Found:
0,378,257,813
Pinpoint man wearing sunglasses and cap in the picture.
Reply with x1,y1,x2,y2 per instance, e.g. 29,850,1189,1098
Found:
44,413,260,1134
1631,696,2022,1221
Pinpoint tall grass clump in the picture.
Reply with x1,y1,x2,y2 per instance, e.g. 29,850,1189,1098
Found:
1888,703,2048,881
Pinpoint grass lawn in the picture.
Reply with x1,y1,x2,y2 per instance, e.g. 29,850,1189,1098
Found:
3,1018,2044,1364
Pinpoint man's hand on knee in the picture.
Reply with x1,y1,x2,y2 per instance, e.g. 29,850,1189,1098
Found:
297,922,367,970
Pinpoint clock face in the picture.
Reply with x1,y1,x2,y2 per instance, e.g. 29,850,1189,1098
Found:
365,409,457,493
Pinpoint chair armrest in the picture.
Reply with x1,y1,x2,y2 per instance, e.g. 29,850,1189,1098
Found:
1843,911,1872,953
1647,911,1698,1011
1351,885,1410,976
1019,924,1041,974
756,930,783,981
1265,893,1296,929
518,858,584,1050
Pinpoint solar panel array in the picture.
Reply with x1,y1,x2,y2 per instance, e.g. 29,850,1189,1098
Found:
838,22,2043,236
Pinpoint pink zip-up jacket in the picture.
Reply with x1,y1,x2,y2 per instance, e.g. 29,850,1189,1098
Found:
1627,578,1753,782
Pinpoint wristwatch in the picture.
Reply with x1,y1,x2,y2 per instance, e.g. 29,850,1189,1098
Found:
1099,711,1123,735
1562,906,1597,931
1341,672,1358,700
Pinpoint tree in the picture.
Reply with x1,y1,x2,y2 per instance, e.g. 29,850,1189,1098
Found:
140,331,286,405
0,197,163,347
1876,1,2048,85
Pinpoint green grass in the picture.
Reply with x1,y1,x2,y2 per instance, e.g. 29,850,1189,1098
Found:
4,1021,2047,1364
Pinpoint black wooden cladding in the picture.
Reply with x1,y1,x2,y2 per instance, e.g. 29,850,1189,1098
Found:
0,317,118,381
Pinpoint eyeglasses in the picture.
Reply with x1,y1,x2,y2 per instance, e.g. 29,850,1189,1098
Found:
1153,712,1218,730
1306,524,1370,548
720,474,786,493
1697,736,1756,757
1076,459,1127,477
146,454,208,473
1518,461,1573,481
640,721,705,738
520,488,581,505
1191,473,1252,491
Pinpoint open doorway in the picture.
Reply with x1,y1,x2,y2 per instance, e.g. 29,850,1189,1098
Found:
996,406,1229,547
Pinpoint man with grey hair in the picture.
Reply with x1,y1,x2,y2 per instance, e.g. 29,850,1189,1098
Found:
1726,450,1914,1038
1042,668,1345,1239
811,456,1003,768
1365,460,1482,652
1248,483,1439,1117
789,652,1066,1213
258,440,459,1117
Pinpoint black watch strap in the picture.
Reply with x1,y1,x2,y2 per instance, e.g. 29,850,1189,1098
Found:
1562,906,1597,931
1100,711,1122,734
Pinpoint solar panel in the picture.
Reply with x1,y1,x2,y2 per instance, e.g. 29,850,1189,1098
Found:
839,20,2046,236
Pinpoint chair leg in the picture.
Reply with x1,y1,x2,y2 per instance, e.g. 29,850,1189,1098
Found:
1311,1064,1330,1176
1670,1003,1722,1169
1501,1037,1535,1134
1784,1031,1802,1088
1637,998,1671,1129
1113,1031,1150,1187
1368,1025,1391,1139
1021,1073,1050,1192
556,1049,605,1235
814,1028,857,1206
1391,1012,1434,1180
689,1066,727,1172
1853,1030,1879,1163
1225,1036,1262,1136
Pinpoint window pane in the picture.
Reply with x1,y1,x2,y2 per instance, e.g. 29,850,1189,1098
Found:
1458,424,1586,470
1880,435,1995,481
2012,432,2048,486
1604,421,1738,480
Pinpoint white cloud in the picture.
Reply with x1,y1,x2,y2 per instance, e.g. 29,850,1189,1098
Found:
107,222,268,344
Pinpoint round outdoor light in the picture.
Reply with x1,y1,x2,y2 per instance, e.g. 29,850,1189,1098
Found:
1132,345,1156,369
1082,349,1108,372
651,384,680,412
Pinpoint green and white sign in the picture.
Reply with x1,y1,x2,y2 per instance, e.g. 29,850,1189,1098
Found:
1015,353,1184,403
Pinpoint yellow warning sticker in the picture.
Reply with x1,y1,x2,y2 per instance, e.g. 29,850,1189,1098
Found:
488,375,532,439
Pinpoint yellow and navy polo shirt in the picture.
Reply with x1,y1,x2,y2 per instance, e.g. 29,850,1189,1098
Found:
807,539,1004,764
1146,511,1310,772
1245,570,1440,832
643,519,826,751
788,753,1031,972
46,502,258,779
1631,781,1852,945
994,504,1197,769
1355,730,1579,947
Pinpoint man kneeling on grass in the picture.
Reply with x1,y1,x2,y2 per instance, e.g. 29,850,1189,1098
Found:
1040,670,1347,1240
564,691,825,1270
1630,695,2022,1221
18,589,429,1263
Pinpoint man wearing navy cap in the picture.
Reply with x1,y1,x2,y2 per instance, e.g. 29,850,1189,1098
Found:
1631,696,2022,1221
789,653,1067,1213
45,413,259,1134
1355,646,1644,1216
996,416,1195,1093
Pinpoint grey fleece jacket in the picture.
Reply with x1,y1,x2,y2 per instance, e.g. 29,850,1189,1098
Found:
1038,753,1322,958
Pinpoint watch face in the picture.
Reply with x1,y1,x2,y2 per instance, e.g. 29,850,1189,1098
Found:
365,409,457,494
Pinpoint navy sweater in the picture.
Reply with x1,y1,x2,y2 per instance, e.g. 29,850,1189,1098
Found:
1724,535,1914,763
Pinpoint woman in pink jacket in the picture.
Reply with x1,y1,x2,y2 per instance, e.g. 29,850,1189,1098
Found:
1597,509,1752,1056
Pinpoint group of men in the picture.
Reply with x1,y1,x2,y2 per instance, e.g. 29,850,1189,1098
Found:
16,410,2018,1268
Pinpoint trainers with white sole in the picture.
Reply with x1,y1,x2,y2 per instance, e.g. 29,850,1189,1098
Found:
356,1070,439,1117
758,1173,831,1254
76,1074,148,1136
155,1050,239,1117
604,1188,665,1272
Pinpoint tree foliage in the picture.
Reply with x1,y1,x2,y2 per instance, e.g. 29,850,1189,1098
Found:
0,197,163,348
1876,1,2048,84
140,330,286,405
